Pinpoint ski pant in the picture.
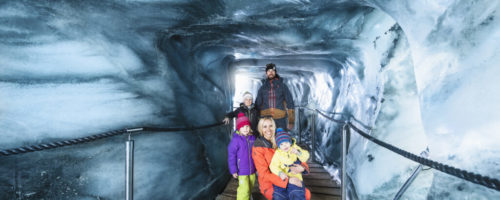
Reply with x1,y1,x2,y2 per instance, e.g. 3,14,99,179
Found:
272,183,306,200
237,174,256,200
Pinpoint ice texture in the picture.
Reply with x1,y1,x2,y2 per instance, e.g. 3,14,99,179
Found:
0,0,499,199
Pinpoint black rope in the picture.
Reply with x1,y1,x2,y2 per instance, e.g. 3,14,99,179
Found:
0,122,225,157
314,109,500,191
315,109,374,131
315,109,349,123
347,122,500,192
295,106,344,116
143,122,224,132
0,129,128,156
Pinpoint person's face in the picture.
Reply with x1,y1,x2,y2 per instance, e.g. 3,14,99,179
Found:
262,120,275,140
266,69,276,79
244,98,252,107
240,125,250,136
279,141,291,152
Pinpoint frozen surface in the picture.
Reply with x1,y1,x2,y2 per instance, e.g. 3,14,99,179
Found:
0,0,499,199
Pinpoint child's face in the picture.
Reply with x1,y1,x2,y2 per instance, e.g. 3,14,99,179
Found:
240,125,250,136
244,98,252,107
279,141,291,152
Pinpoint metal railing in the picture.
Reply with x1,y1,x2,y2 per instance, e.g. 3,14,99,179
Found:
341,123,348,200
3,105,500,200
125,133,134,200
294,106,500,200
393,149,429,200
294,106,347,199
0,122,228,200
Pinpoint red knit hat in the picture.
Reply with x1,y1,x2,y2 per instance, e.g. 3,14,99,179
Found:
236,113,251,131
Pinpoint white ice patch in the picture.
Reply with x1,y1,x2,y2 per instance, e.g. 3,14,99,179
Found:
0,80,157,148
0,40,143,78
232,72,260,108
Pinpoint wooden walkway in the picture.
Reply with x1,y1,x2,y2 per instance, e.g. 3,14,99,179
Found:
216,161,341,200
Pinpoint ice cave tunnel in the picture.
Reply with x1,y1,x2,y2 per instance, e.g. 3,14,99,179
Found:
1,0,499,199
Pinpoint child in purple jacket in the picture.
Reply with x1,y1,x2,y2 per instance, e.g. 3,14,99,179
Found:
228,113,256,200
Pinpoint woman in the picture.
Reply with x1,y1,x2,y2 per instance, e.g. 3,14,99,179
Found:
252,117,311,200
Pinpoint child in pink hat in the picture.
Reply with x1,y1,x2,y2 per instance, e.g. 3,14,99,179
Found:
227,113,256,200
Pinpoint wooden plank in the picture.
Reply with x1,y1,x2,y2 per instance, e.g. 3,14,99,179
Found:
215,194,235,200
219,193,236,198
304,172,332,180
311,193,341,200
222,178,238,194
309,186,342,196
218,160,342,199
309,167,325,173
303,179,339,187
307,163,323,168
217,177,267,200
252,191,266,200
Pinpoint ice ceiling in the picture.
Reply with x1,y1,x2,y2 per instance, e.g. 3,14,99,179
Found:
0,0,499,199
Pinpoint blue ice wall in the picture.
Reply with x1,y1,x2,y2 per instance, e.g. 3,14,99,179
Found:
1,0,500,199
0,0,232,199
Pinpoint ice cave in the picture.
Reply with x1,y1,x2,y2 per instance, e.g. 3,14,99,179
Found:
0,0,499,199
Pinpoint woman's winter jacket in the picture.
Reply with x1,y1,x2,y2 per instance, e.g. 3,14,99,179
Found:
227,131,256,176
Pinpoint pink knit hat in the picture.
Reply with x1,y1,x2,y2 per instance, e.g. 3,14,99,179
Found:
236,113,250,131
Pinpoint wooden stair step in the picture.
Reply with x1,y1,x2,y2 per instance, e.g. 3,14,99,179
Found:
219,193,236,198
310,193,341,200
309,186,342,196
303,179,339,188
307,163,323,168
304,172,332,180
215,194,235,200
251,191,266,200
218,161,341,200
309,167,325,173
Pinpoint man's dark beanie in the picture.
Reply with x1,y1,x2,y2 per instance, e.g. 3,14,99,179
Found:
266,63,276,72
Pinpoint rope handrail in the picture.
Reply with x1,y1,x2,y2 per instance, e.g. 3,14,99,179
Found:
314,109,500,191
0,122,225,157
296,106,373,131
143,122,224,132
314,109,345,123
314,109,373,131
348,122,500,191
295,105,344,116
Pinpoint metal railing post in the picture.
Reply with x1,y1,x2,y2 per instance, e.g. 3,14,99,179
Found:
342,123,348,200
393,149,429,200
125,134,134,200
311,110,316,161
298,107,302,144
